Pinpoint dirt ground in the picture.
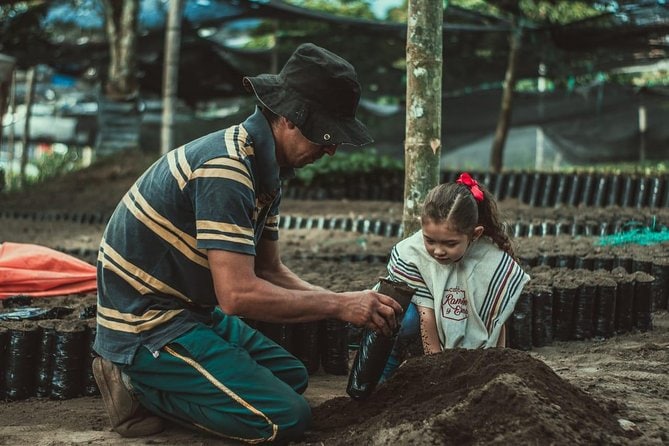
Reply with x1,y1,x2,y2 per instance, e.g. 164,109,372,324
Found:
0,151,668,445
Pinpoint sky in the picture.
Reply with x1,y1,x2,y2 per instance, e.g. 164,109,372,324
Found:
370,0,403,19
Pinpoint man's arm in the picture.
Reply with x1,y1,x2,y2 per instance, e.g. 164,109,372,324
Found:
253,237,325,292
208,244,402,336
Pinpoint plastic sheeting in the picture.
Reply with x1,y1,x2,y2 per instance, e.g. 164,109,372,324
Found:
0,242,97,299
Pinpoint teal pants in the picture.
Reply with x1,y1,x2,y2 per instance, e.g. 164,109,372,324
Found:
121,309,310,443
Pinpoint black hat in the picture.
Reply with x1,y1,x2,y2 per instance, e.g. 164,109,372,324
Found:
243,43,373,147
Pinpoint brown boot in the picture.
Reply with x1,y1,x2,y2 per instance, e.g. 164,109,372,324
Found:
92,357,165,437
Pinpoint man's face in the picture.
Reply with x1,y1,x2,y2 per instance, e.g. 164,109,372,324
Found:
275,119,339,168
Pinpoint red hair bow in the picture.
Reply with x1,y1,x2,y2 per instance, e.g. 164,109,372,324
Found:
456,172,484,202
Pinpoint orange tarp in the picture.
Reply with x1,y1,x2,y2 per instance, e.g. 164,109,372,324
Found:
0,242,97,299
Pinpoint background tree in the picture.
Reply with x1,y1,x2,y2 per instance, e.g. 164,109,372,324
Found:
101,0,139,100
161,0,184,155
486,0,600,172
490,12,522,173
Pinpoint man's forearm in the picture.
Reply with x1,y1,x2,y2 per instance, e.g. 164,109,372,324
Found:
209,249,400,334
218,272,340,323
255,262,326,292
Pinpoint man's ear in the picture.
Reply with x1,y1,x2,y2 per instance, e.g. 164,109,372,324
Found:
281,116,297,129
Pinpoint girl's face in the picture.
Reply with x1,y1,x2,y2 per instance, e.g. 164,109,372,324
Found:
421,218,483,265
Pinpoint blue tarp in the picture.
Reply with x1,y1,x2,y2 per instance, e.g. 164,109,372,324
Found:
43,0,249,30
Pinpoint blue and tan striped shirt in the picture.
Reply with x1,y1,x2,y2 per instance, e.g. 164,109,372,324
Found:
94,108,291,364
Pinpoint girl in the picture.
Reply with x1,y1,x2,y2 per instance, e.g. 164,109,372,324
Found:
382,172,530,379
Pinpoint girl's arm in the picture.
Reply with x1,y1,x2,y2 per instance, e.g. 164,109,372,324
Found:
418,306,442,354
496,324,507,347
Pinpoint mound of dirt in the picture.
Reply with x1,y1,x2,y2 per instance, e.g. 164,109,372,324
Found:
301,348,634,445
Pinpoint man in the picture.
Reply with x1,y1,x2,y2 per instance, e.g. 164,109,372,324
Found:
92,43,402,443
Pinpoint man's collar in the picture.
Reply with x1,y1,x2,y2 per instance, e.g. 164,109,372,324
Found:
242,107,295,194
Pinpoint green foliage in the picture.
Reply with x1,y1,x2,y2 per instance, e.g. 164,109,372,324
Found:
1,150,81,193
295,149,404,185
609,70,669,88
2,172,22,192
560,161,669,176
451,0,502,17
284,0,375,19
518,0,600,24
386,0,408,22
34,151,79,183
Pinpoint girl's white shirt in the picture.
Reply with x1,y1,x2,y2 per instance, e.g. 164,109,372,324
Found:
387,230,530,350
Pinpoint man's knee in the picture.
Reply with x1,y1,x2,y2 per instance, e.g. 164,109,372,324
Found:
291,362,310,395
273,392,311,441
205,391,311,442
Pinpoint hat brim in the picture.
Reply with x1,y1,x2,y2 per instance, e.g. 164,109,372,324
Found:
244,75,374,147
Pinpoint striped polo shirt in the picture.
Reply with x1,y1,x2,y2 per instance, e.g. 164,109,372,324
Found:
386,231,530,349
94,108,291,364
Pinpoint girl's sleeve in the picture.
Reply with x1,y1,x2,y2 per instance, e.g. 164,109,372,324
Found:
386,245,434,309
481,254,531,347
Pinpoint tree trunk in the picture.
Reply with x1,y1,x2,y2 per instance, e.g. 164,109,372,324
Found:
102,0,139,100
97,0,141,155
402,0,444,237
490,16,523,173
20,67,35,187
161,0,184,155
402,0,444,236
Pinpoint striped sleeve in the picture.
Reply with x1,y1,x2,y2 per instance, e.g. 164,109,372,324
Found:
386,245,434,308
187,139,258,254
478,252,529,333
261,193,281,241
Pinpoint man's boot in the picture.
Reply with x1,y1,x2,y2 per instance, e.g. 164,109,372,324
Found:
92,357,165,437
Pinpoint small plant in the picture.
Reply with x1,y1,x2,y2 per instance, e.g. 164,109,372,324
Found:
34,150,79,183
1,149,80,193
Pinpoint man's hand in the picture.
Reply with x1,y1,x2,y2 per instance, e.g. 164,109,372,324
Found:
338,290,403,337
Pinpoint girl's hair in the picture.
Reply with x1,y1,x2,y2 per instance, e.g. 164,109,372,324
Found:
422,179,515,257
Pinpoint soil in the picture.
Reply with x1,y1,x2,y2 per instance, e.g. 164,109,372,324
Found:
0,150,667,445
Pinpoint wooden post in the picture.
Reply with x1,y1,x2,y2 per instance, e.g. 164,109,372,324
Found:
8,69,16,167
20,67,36,187
638,105,646,163
0,54,15,164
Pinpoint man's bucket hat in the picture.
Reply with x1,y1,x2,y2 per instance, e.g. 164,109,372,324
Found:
243,43,373,146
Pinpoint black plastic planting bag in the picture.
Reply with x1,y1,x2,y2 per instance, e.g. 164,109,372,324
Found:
35,321,57,397
508,291,533,350
593,278,617,338
81,320,99,396
531,286,553,347
290,321,321,375
0,326,8,399
5,322,40,400
50,322,87,400
320,319,349,375
346,278,414,400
